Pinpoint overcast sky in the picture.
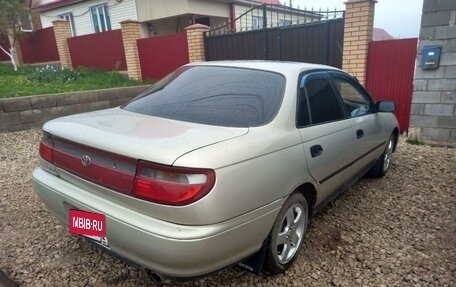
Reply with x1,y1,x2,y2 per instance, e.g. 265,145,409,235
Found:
288,0,424,38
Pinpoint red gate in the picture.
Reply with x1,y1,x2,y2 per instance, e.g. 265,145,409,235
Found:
365,38,417,132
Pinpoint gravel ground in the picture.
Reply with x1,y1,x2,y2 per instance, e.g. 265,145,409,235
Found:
0,129,455,287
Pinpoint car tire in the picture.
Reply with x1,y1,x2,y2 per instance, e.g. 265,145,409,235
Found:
263,193,308,275
368,134,395,178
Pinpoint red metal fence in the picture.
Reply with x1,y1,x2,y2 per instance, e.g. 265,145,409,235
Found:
67,29,127,70
0,36,10,61
137,33,189,80
365,38,418,132
19,27,60,64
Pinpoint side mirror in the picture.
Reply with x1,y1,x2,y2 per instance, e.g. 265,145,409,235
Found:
376,101,396,112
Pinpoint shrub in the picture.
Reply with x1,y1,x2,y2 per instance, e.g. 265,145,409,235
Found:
26,65,79,83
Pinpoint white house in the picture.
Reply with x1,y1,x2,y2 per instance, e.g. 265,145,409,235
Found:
34,0,285,37
34,0,321,38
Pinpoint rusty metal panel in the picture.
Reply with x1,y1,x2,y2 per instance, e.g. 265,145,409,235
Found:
366,38,418,132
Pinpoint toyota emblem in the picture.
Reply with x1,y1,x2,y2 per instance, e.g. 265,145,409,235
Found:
81,155,92,167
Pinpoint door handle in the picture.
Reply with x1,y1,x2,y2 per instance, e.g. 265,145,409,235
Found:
356,129,364,139
310,145,323,158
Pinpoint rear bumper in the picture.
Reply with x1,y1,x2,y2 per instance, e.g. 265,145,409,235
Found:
32,167,280,278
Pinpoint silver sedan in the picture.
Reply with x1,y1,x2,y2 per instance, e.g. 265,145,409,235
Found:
32,61,399,281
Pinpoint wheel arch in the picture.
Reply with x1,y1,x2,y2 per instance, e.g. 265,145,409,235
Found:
293,182,317,216
392,127,399,152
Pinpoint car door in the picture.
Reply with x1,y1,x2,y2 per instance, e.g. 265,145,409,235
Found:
329,72,386,174
297,71,358,205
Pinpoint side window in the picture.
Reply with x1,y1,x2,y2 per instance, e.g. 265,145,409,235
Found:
304,74,345,125
296,87,310,127
332,77,373,118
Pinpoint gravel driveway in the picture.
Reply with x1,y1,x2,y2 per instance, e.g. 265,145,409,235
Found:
0,129,455,287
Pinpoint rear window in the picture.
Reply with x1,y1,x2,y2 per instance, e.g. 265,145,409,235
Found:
122,66,286,127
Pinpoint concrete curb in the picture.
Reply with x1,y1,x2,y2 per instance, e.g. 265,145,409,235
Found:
0,85,150,133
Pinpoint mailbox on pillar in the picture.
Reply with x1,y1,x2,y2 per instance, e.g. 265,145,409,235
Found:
421,46,441,70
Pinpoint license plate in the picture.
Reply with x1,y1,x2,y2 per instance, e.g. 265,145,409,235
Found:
69,209,106,236
68,209,110,249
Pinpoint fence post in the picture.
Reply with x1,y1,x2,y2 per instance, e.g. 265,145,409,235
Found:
342,0,376,86
52,20,72,68
120,20,143,81
185,24,210,63
262,4,269,60
7,26,24,67
263,5,267,28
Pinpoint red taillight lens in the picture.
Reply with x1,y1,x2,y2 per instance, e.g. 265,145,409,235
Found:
133,161,215,206
39,132,54,163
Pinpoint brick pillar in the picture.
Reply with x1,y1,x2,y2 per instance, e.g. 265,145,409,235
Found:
185,24,210,63
7,26,23,66
31,11,42,30
52,20,72,68
342,0,376,86
120,20,142,81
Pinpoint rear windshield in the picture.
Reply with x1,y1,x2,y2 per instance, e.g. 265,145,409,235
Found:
122,66,286,127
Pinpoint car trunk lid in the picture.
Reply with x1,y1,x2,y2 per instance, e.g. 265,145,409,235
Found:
41,108,248,196
43,107,248,166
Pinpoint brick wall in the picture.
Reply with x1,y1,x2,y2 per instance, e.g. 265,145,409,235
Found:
410,0,456,146
342,0,375,86
121,20,143,80
0,86,149,133
53,20,72,68
185,24,210,63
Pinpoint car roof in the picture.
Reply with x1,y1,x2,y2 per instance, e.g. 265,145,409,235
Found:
186,60,343,75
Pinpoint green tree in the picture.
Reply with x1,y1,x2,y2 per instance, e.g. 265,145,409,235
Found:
0,0,30,71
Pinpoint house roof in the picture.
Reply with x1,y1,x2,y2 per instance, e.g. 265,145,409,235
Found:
33,0,85,12
260,0,282,4
373,28,394,41
34,0,283,13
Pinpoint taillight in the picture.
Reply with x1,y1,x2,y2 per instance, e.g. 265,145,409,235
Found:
133,161,215,206
39,132,54,163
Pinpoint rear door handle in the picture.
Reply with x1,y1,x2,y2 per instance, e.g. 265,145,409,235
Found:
310,145,323,158
356,129,364,139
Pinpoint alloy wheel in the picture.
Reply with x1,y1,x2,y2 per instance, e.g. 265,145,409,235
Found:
383,138,394,172
275,203,306,264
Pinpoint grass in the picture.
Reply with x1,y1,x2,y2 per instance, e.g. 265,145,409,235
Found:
406,136,424,145
0,63,146,99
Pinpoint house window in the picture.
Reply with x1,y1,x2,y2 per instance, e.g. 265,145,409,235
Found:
90,3,111,33
58,12,76,36
252,16,263,29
